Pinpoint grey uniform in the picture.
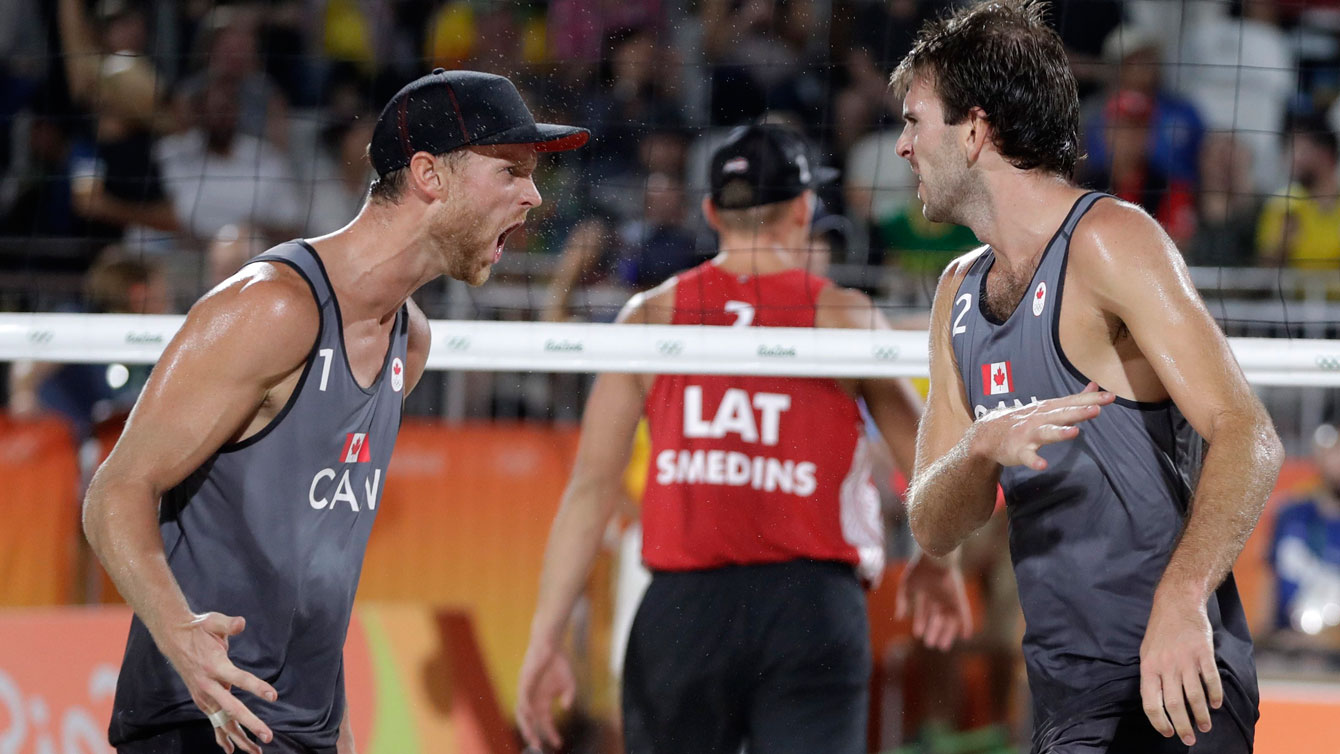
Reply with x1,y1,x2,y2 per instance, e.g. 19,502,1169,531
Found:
950,193,1257,752
110,241,409,749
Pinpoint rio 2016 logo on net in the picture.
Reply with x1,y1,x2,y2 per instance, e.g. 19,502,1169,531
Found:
0,665,118,753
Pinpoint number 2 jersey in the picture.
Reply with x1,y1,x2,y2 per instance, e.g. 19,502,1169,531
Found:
950,192,1257,746
640,262,885,583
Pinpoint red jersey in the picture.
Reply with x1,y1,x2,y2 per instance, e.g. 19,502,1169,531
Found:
640,262,884,582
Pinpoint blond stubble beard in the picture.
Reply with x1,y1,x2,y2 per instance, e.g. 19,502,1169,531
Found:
429,192,495,286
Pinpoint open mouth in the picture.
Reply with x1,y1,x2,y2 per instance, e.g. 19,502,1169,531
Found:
494,222,522,263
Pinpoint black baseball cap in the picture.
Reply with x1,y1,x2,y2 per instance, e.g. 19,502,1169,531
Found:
369,69,589,177
709,124,839,210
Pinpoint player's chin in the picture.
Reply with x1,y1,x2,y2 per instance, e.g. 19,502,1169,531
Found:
462,264,492,287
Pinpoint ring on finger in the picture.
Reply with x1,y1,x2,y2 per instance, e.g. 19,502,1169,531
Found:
208,709,231,728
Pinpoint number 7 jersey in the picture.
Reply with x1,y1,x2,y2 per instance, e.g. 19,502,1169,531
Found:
640,262,885,583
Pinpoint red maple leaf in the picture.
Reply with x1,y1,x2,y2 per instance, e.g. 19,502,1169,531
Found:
1036,288,1045,299
993,369,1006,387
393,362,402,375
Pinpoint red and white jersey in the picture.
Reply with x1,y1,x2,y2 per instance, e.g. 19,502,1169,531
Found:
641,262,884,583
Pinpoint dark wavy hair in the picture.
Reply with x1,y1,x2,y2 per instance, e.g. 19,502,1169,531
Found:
890,0,1080,177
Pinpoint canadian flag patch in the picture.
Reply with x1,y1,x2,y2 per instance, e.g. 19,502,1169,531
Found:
340,432,371,463
982,361,1013,396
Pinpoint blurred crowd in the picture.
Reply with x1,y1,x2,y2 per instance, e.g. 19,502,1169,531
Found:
2,0,1340,318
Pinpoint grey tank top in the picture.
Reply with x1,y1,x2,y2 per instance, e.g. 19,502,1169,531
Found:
111,241,409,748
950,193,1257,739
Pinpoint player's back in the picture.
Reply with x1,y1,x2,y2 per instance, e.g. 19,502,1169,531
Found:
639,262,884,582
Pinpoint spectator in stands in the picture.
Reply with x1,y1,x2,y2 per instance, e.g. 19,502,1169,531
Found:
1256,112,1340,269
1262,423,1340,651
545,172,700,323
303,112,375,235
1172,0,1296,192
1079,90,1196,247
1083,25,1204,189
590,125,689,226
580,27,686,186
156,74,303,247
1186,133,1261,268
700,0,819,124
174,6,291,150
57,0,180,247
205,223,266,288
8,249,170,439
0,107,83,239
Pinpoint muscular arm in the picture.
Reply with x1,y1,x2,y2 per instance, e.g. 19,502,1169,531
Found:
904,253,1001,556
1079,204,1284,604
516,297,648,748
1075,201,1283,744
82,266,316,748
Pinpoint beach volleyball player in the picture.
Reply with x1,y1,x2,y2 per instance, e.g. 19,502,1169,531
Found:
82,70,587,753
894,2,1283,752
517,123,972,754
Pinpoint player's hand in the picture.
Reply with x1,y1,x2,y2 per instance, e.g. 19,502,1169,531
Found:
515,636,576,752
1139,593,1223,747
969,383,1113,471
896,549,973,651
158,612,277,754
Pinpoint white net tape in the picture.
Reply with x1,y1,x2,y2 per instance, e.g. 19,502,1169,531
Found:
1,313,1337,386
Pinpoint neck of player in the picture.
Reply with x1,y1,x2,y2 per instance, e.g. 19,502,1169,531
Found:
966,171,1088,274
305,201,449,325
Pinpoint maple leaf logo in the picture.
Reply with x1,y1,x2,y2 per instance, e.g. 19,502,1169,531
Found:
982,361,1013,396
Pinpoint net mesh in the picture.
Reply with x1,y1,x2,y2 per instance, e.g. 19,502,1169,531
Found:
3,2,1340,750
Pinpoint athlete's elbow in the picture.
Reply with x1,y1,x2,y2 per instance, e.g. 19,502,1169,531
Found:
1256,421,1285,479
906,502,960,558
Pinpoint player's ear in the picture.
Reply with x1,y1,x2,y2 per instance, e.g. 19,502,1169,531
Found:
407,151,444,199
964,106,991,164
702,196,721,232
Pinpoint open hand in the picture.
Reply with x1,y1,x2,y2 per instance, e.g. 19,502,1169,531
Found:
971,383,1113,471
896,549,973,651
160,612,277,754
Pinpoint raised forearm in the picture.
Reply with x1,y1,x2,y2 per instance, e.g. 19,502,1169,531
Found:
1157,411,1283,603
527,479,622,648
906,430,1001,557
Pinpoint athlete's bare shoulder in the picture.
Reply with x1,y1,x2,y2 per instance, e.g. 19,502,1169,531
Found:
942,245,990,290
617,276,678,326
182,260,320,380
1068,198,1181,285
815,283,881,330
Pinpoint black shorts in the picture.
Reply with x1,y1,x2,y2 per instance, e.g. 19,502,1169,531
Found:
1036,699,1253,754
115,721,336,754
621,559,871,754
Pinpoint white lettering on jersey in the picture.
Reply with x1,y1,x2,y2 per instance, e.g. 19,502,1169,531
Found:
973,396,1042,419
682,387,792,447
308,467,385,511
655,449,818,497
952,293,972,336
317,348,334,391
725,300,754,327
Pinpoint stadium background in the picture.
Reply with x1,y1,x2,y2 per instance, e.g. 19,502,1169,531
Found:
3,0,1340,751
